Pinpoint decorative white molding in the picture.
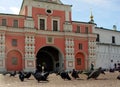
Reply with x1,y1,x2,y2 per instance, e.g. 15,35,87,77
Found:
24,18,34,28
0,32,5,69
64,23,72,32
32,0,71,11
65,37,75,70
52,18,60,31
38,16,47,30
25,35,35,59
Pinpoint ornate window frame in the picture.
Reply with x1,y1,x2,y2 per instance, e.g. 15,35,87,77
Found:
52,17,60,31
38,16,47,30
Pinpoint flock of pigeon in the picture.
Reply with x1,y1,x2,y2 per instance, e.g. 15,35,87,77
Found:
1,67,120,83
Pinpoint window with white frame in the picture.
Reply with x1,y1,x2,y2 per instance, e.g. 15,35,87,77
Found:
13,20,18,28
52,19,59,31
40,19,45,30
2,19,7,26
76,25,80,33
38,17,46,30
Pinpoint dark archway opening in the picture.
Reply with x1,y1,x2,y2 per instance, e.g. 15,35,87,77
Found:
36,46,59,72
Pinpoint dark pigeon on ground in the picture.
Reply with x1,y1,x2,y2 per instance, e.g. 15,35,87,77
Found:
18,71,25,82
87,67,105,80
57,71,71,80
109,69,115,73
71,69,79,79
83,70,93,76
9,71,17,77
2,72,9,76
24,72,32,79
33,71,49,83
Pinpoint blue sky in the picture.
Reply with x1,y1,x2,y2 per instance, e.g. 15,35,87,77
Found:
0,0,120,30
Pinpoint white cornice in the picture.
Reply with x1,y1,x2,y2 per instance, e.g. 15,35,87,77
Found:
0,26,96,38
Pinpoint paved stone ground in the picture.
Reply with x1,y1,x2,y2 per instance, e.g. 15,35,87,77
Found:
0,71,120,87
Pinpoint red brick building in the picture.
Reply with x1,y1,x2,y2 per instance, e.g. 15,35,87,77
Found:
0,0,96,72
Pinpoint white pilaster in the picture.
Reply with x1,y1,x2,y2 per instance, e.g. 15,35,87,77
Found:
65,38,75,71
24,35,35,71
88,39,96,69
0,32,6,71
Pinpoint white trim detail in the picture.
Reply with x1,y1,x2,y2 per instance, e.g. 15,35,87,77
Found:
65,38,75,71
0,32,5,70
24,35,35,70
38,16,47,30
52,18,60,31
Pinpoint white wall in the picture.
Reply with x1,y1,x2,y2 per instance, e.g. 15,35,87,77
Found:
94,27,120,69
95,28,120,45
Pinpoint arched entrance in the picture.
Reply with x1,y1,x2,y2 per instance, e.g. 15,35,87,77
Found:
6,50,23,71
75,52,85,70
36,46,64,72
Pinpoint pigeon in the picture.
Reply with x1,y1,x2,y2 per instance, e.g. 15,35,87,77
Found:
9,71,16,77
87,67,105,80
57,71,71,80
24,72,32,79
71,69,79,79
33,71,49,82
2,72,9,76
18,71,25,82
109,69,115,73
83,70,93,76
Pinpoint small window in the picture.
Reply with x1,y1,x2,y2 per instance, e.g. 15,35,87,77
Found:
12,39,17,46
39,19,45,30
13,20,18,28
77,58,81,65
76,25,80,33
12,57,18,65
85,27,89,33
79,43,83,50
46,9,52,14
53,20,58,31
111,60,113,63
112,36,115,43
2,19,6,26
96,34,100,42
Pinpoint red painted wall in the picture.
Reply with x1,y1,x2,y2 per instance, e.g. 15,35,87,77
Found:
72,22,93,33
32,7,65,31
5,34,25,52
6,50,22,71
0,15,25,28
75,52,85,70
35,35,65,55
5,34,25,70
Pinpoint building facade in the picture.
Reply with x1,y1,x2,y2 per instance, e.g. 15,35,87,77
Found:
0,0,97,72
94,27,120,69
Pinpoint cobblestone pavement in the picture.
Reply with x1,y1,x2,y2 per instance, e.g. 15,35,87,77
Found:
0,71,120,87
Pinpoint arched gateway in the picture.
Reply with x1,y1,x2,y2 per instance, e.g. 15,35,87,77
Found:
36,46,64,72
